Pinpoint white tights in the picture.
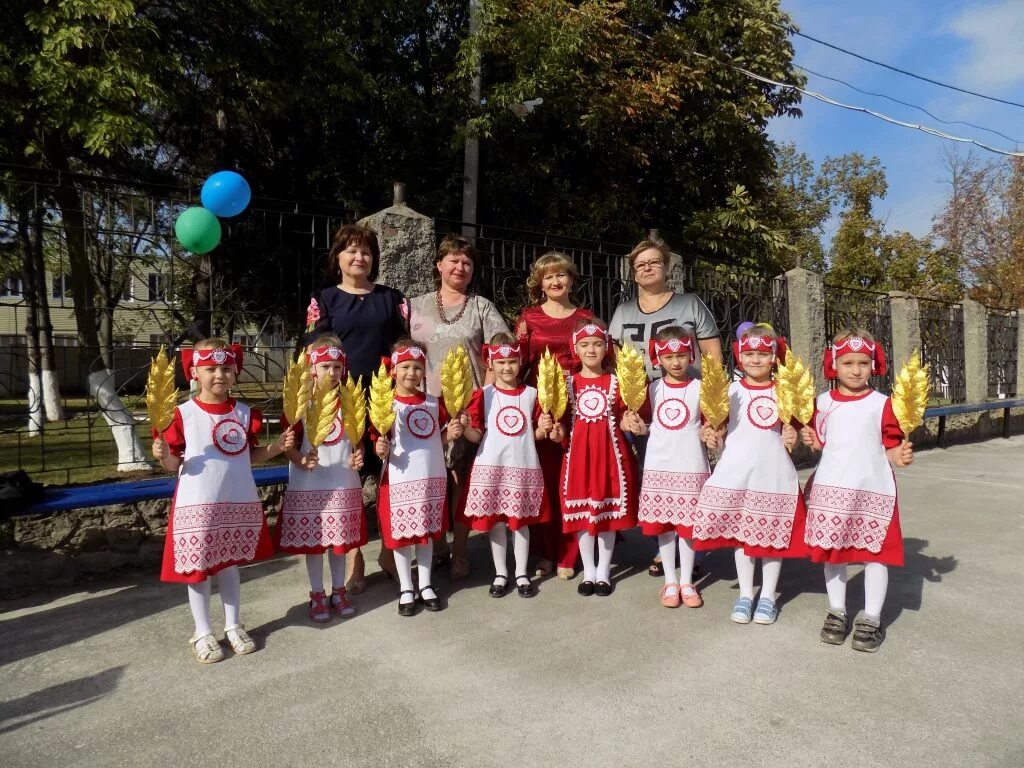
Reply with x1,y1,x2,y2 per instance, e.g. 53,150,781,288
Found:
304,552,347,594
734,550,782,601
824,562,889,620
657,533,697,588
577,531,616,583
186,565,242,636
393,541,435,604
488,523,531,581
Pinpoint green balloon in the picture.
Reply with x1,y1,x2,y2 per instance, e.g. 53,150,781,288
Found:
174,207,222,254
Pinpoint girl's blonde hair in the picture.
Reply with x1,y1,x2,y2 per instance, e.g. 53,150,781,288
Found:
193,337,230,351
306,333,343,352
526,251,579,304
832,327,875,345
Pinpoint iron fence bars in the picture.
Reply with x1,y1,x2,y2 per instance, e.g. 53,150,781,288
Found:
918,299,967,404
986,308,1019,399
823,284,894,393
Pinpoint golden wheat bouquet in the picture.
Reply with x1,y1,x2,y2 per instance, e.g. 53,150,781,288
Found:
775,350,816,426
616,343,648,413
699,354,731,429
282,353,313,427
891,349,930,437
440,345,473,415
305,377,341,447
146,346,179,434
536,348,558,414
369,362,397,436
340,374,366,446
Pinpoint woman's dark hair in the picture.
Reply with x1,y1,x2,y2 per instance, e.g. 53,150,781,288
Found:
324,224,381,284
434,234,480,290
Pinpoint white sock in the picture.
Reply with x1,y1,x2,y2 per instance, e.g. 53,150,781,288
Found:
823,563,848,613
678,537,696,588
760,558,782,602
187,581,212,637
734,550,756,600
864,562,888,621
416,540,436,600
305,554,325,594
489,523,509,580
596,531,615,583
327,551,346,591
512,527,530,579
393,545,415,604
218,566,241,628
658,533,678,587
577,532,597,582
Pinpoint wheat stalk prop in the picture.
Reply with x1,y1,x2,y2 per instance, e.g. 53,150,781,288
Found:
368,362,397,436
699,354,731,429
891,349,930,438
616,343,648,412
282,353,312,427
775,350,816,426
341,374,366,446
306,377,341,448
146,345,179,433
537,347,558,414
441,345,473,415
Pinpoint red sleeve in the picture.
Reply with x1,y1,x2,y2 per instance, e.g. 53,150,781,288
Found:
637,385,652,422
514,312,530,344
437,398,450,426
881,397,904,449
248,408,263,447
369,424,381,442
465,388,485,429
160,408,186,457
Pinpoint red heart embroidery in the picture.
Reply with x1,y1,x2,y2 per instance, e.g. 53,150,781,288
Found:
414,417,429,431
503,414,519,428
583,396,601,411
224,429,242,445
756,405,774,421
664,407,680,420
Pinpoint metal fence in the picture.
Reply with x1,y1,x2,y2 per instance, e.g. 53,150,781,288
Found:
823,284,894,393
919,298,967,403
987,308,1019,399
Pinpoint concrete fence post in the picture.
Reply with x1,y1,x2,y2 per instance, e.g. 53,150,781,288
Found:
888,291,921,370
961,298,989,403
783,267,826,394
359,185,437,298
1016,309,1024,398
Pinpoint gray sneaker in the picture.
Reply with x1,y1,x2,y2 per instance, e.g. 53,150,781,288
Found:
851,614,885,653
820,609,848,645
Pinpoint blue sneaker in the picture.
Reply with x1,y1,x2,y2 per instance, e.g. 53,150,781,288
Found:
753,597,778,624
730,596,754,624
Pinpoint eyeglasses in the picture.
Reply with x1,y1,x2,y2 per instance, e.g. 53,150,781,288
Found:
633,259,665,272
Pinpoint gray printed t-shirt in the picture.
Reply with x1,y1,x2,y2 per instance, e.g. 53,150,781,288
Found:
609,292,719,378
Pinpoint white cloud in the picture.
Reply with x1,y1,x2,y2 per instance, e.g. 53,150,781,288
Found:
948,1,1024,91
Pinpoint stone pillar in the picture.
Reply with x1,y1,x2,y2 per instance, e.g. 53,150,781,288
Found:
359,185,436,298
783,267,826,394
888,291,921,369
961,298,988,403
1016,309,1024,398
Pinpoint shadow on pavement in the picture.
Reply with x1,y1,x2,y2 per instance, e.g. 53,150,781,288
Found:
0,666,125,736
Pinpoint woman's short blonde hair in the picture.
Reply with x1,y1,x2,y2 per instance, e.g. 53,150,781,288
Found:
526,251,579,304
626,239,672,274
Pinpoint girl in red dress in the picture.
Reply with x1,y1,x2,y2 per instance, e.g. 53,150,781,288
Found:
152,338,295,664
800,328,914,652
277,335,367,623
555,318,645,597
515,252,594,579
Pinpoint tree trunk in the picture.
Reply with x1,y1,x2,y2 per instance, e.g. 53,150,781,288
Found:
32,205,64,422
54,178,149,472
16,201,44,436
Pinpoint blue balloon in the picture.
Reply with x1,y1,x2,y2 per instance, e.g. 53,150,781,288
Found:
200,171,251,218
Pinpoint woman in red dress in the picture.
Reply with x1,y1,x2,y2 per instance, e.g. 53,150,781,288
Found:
514,252,594,579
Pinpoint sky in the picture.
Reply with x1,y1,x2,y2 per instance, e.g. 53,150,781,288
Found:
768,0,1024,241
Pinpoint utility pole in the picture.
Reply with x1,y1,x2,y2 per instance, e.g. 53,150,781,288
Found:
462,0,482,238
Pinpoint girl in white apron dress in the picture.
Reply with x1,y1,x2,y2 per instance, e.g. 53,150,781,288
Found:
373,341,463,616
153,340,295,663
692,324,806,626
636,330,711,609
460,336,552,599
278,337,366,623
800,330,914,652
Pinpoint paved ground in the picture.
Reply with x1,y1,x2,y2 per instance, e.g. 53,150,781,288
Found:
2,437,1023,768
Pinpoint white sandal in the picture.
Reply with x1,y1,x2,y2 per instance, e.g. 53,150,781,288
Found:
224,624,257,655
189,632,224,664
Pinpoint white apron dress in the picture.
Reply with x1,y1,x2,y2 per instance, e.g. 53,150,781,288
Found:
638,379,711,537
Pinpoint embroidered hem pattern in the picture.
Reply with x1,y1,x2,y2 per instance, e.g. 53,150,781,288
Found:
465,464,545,519
388,477,446,540
173,501,264,573
638,470,711,525
806,484,896,554
692,486,797,549
280,489,364,548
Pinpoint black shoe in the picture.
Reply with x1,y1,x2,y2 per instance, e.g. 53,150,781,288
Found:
397,590,417,617
489,575,510,598
851,615,884,653
515,575,536,598
418,585,443,612
820,609,848,645
595,581,613,597
577,580,596,596
692,562,705,581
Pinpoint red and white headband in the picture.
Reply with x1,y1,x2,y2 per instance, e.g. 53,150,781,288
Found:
391,345,426,367
571,323,609,347
823,336,887,380
648,337,694,365
483,343,522,364
307,345,346,367
737,334,777,353
181,344,244,380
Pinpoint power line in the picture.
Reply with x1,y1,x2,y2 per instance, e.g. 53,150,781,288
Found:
796,64,1024,145
781,26,1024,110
